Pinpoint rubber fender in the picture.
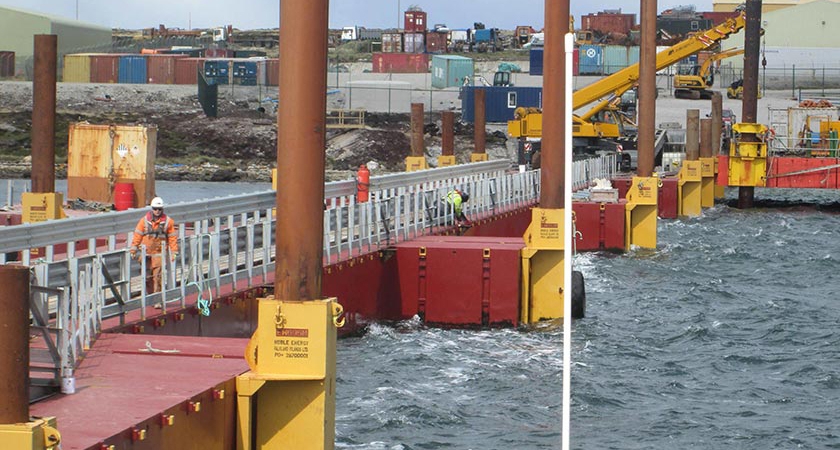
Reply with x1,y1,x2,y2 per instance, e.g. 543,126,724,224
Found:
572,270,586,319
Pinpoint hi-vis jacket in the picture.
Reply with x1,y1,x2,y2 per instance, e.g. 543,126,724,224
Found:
130,211,178,256
445,190,465,216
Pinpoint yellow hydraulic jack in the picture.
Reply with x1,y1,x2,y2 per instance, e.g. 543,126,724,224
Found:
700,157,716,208
624,176,659,250
678,160,702,217
0,418,61,449
727,123,768,187
520,207,566,323
236,298,344,450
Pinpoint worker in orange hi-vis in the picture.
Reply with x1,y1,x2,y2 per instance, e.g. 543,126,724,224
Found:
129,196,178,293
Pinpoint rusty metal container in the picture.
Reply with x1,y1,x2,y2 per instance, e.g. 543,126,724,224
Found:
0,51,14,78
63,53,92,83
67,123,157,208
581,11,636,35
146,54,185,84
403,32,425,53
372,53,428,73
89,54,122,83
174,57,205,84
264,58,279,86
404,9,427,32
381,33,403,53
396,236,522,326
425,31,448,54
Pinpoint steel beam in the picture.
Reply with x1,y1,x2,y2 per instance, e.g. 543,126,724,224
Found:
32,35,57,194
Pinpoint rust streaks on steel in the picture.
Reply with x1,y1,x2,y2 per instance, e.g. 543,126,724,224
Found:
686,109,700,161
474,88,486,154
711,93,723,154
275,0,328,301
410,103,425,157
636,0,657,177
32,34,57,194
700,118,713,158
442,111,454,156
0,265,30,424
539,0,570,209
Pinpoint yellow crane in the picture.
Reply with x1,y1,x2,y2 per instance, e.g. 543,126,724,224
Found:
508,11,748,168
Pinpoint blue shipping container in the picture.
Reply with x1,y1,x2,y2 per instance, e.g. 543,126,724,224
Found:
118,56,147,84
204,59,230,85
529,48,544,76
460,86,542,123
578,44,603,75
232,60,258,85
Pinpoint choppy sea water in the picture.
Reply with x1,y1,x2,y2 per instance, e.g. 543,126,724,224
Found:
335,188,840,449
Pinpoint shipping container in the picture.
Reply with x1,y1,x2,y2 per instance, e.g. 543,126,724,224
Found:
146,54,185,84
431,55,473,88
90,54,122,83
627,46,640,66
404,9,427,33
63,54,92,83
0,51,15,78
529,48,543,75
404,32,425,53
203,59,231,85
234,49,266,58
578,44,603,75
372,53,428,73
174,57,206,85
359,28,384,41
265,58,279,86
460,86,542,123
602,45,629,75
205,48,234,58
425,31,448,54
581,11,636,35
118,55,148,84
381,33,403,53
573,48,580,75
168,47,204,57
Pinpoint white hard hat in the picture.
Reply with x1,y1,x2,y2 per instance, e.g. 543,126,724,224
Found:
150,197,164,208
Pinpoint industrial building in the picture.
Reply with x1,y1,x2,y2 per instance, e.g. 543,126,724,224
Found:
721,0,840,68
0,5,111,76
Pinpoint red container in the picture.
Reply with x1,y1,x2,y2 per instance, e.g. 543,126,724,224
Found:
146,54,185,84
425,31,448,53
0,51,14,78
264,58,279,86
765,156,840,189
205,48,234,58
174,57,205,85
658,177,679,219
404,10,427,33
396,236,522,326
89,54,122,83
372,53,429,73
113,182,136,211
573,201,626,251
573,48,580,76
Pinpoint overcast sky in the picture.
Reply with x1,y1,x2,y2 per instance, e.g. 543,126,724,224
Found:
1,1,714,30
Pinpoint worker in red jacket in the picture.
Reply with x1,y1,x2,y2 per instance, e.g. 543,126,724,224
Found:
130,197,178,293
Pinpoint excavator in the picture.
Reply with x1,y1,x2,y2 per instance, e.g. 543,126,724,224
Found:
508,10,748,169
674,47,744,99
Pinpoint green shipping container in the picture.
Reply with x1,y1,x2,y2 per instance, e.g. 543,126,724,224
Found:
63,53,92,83
431,55,474,89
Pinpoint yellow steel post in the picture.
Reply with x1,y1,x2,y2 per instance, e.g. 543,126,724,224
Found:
727,123,768,187
236,298,343,450
22,193,65,223
405,156,428,172
677,160,702,217
624,176,658,249
437,155,456,167
520,208,565,324
700,157,716,208
0,418,61,449
469,153,489,163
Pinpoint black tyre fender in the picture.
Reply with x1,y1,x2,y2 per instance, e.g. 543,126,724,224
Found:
572,270,586,319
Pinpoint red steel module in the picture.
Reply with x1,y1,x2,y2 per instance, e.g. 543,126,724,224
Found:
396,236,523,327
573,201,626,251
